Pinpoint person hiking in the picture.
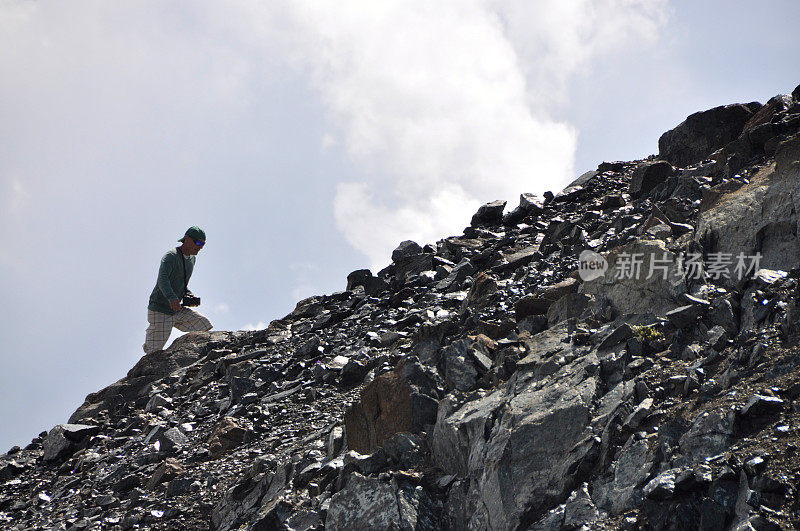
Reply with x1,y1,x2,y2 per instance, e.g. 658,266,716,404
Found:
143,226,212,354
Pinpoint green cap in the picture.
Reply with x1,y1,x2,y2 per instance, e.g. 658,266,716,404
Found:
179,226,206,242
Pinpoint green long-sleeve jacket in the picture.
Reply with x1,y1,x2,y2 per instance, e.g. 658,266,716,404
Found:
148,248,195,315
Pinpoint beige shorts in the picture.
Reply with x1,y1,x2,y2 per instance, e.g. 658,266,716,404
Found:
143,307,212,354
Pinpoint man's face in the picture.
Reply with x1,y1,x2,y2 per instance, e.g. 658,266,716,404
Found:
184,237,205,255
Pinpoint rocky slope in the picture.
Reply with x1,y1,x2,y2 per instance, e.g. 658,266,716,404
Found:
3,84,800,530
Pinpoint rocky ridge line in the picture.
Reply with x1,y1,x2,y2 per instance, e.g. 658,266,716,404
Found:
2,84,800,530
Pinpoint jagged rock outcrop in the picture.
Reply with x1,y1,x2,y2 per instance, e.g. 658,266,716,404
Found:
3,84,800,530
659,103,760,168
696,135,800,277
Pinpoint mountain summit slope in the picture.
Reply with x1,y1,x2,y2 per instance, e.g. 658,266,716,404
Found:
3,84,800,530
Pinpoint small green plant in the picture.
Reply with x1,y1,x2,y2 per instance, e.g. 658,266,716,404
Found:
631,324,663,342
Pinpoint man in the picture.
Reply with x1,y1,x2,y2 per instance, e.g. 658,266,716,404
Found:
143,226,213,354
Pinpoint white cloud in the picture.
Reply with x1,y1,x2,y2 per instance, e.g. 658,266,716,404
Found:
3,177,28,214
495,0,669,108
0,0,670,273
242,321,268,331
214,303,230,314
0,0,662,272
281,0,667,268
321,133,337,150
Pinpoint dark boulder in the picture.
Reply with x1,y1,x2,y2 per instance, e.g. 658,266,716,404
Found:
629,160,675,199
42,424,101,462
471,200,506,226
346,269,389,296
659,103,760,167
392,240,423,262
326,473,440,530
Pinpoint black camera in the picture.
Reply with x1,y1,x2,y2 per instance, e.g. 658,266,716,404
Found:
182,293,201,307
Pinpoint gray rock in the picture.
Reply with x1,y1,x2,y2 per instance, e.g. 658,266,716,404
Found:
739,394,784,418
681,343,703,361
707,325,730,351
409,320,457,365
547,292,592,326
515,278,580,319
346,269,389,296
708,297,738,335
592,380,636,428
504,194,544,224
392,240,423,262
282,509,323,531
339,359,367,386
394,253,436,283
0,461,24,482
495,246,540,273
441,339,479,392
145,393,173,412
600,438,655,514
679,411,733,464
471,200,506,226
666,304,703,329
147,426,187,454
442,479,482,531
630,160,676,198
647,222,673,240
212,463,289,531
570,168,602,188
382,432,424,469
327,355,350,370
623,398,653,430
432,389,506,478
436,258,476,292
601,194,626,210
530,505,566,531
517,314,549,336
754,269,788,286
344,449,387,475
596,341,629,386
598,323,634,350
326,473,439,530
696,141,800,278
327,426,345,461
165,478,195,498
644,468,679,500
519,192,544,212
468,344,493,374
395,479,441,530
744,456,767,477
434,340,600,530
563,483,600,528
581,239,687,318
42,430,74,463
229,376,256,403
659,103,758,167
294,461,324,489
42,424,100,462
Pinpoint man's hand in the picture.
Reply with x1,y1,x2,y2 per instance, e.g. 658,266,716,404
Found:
169,299,181,312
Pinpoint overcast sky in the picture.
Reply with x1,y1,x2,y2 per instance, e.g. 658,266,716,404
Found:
1,0,798,451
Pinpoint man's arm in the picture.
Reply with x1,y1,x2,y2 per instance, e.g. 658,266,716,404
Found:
156,253,180,311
